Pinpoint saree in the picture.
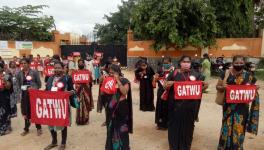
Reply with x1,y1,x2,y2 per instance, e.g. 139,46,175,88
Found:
105,78,133,150
218,71,259,150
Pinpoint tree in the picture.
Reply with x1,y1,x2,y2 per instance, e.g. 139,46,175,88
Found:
0,5,55,41
254,0,264,31
211,0,254,38
94,0,137,45
132,0,217,51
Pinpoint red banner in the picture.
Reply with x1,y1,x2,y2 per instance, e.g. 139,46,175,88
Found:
44,66,54,76
72,70,91,84
0,77,4,89
174,81,203,100
29,89,70,126
100,77,117,94
226,85,257,103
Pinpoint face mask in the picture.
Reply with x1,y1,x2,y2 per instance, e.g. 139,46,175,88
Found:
163,64,171,69
180,63,191,70
78,65,85,69
233,65,244,71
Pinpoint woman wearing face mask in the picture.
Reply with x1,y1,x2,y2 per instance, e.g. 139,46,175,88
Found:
216,55,260,150
44,61,75,150
135,60,155,111
153,57,174,130
75,59,94,125
164,55,208,150
0,62,13,136
104,64,133,150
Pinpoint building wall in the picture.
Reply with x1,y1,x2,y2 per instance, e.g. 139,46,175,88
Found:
0,31,89,59
127,30,264,69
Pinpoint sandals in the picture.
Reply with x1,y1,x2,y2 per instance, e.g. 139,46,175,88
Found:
58,144,66,150
37,129,43,136
20,131,29,136
101,122,106,127
44,143,58,150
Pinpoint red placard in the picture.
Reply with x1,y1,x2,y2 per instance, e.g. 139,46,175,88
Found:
0,77,4,89
226,85,256,104
72,52,81,56
72,70,91,84
44,66,54,76
100,77,117,94
30,61,37,70
29,89,70,126
174,81,203,100
94,52,103,57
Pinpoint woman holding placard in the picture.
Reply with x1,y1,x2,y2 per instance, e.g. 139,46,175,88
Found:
216,55,259,150
74,59,94,125
44,61,76,150
0,62,13,136
102,64,133,150
164,55,208,150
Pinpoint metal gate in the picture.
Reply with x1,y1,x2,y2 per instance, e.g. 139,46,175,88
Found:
60,43,127,66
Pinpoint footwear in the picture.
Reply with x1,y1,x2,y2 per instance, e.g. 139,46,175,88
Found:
101,122,106,127
156,126,167,131
4,130,11,135
21,131,29,136
37,129,43,136
58,144,66,150
44,143,58,150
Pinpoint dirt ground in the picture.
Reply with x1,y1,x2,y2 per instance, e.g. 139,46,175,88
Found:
0,70,264,150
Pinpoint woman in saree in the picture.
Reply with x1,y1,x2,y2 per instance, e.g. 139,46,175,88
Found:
153,56,174,130
105,64,133,150
75,59,94,125
216,55,260,150
164,55,208,150
8,61,20,119
0,62,13,136
135,60,155,111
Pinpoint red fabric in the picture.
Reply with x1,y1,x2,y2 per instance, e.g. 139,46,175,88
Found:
0,77,4,89
100,77,117,94
174,81,203,100
44,66,54,76
94,52,103,57
29,89,70,126
72,70,91,84
226,85,256,104
44,59,50,66
30,60,38,70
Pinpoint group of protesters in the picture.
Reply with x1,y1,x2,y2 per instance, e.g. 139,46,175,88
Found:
0,52,260,150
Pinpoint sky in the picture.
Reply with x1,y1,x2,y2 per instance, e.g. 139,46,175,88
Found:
0,0,123,35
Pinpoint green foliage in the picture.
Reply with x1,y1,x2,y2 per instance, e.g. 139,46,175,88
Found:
255,1,264,30
211,0,254,38
255,70,264,80
94,0,137,44
0,5,55,41
132,0,217,51
257,57,264,69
